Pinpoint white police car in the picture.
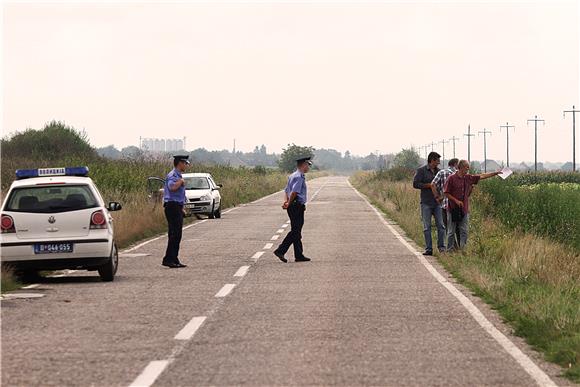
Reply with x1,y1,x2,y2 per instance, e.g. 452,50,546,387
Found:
0,167,122,281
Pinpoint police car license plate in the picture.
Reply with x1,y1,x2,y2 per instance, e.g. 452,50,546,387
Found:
34,243,74,254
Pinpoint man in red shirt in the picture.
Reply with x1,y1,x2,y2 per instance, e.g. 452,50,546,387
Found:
444,160,501,250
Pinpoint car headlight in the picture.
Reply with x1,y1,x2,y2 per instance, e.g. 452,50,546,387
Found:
200,194,211,201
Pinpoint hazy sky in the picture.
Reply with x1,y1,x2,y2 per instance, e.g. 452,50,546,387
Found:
2,1,579,163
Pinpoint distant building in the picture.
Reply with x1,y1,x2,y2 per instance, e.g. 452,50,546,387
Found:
140,137,186,153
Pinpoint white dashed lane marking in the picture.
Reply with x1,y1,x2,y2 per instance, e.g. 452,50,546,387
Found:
129,360,169,387
234,266,250,277
174,316,207,341
215,284,236,298
126,184,328,387
251,251,265,261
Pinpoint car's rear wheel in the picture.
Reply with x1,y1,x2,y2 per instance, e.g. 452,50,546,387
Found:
98,244,118,282
208,201,216,219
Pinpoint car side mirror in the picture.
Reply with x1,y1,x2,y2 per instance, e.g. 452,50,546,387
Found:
218,184,223,188
108,202,122,211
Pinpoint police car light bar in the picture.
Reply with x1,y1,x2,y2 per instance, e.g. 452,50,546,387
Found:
15,167,90,180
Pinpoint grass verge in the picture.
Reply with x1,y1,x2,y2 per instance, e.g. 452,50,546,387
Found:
350,172,580,382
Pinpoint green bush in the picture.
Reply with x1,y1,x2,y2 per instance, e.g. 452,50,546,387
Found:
372,167,415,182
480,178,580,251
1,121,98,162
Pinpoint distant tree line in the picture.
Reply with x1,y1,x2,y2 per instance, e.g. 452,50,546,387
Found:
96,142,398,172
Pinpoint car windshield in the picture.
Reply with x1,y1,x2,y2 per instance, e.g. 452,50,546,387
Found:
4,185,99,213
184,177,210,190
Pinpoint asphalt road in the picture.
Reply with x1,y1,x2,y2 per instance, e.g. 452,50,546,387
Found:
1,176,566,386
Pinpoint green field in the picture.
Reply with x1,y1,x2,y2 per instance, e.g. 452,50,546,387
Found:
351,170,580,382
479,174,580,250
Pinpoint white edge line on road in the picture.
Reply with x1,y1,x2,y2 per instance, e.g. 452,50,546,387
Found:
183,219,208,230
270,235,280,241
263,243,274,249
174,316,207,341
215,284,236,298
285,220,290,224
234,266,250,277
251,251,265,260
128,360,169,387
347,180,557,387
248,189,284,204
281,224,289,228
123,235,164,253
22,284,40,289
309,181,328,202
276,229,285,233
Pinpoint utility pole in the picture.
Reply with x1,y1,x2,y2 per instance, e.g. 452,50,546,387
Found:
563,105,580,172
527,115,545,172
440,139,449,166
499,122,516,168
478,128,492,173
430,141,436,152
449,136,460,158
464,124,475,164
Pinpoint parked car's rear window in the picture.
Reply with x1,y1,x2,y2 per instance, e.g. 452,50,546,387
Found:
4,185,99,213
185,177,210,190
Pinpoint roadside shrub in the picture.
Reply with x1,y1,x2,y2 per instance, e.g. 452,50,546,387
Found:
480,179,580,251
372,167,415,182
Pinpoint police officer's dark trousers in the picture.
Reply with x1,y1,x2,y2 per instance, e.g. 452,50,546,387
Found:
277,201,305,258
163,201,183,264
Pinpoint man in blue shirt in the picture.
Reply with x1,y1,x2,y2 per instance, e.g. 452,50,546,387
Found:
274,157,312,263
162,155,190,268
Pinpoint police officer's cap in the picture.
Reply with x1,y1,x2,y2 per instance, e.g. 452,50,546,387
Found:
173,155,190,165
296,156,313,165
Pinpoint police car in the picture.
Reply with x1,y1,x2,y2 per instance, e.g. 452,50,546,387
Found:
0,167,122,281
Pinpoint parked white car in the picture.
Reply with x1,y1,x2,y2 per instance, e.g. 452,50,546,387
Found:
147,173,223,219
183,173,222,218
0,167,122,281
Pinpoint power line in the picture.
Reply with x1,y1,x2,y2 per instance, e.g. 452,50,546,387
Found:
499,122,516,168
527,115,545,172
563,105,580,172
440,139,449,166
464,124,475,164
449,136,460,158
478,128,492,173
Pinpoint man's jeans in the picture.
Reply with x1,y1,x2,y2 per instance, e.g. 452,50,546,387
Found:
447,210,470,249
421,204,445,253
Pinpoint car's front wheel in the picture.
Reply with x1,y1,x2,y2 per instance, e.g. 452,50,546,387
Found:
98,244,118,282
209,201,216,219
214,203,221,219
